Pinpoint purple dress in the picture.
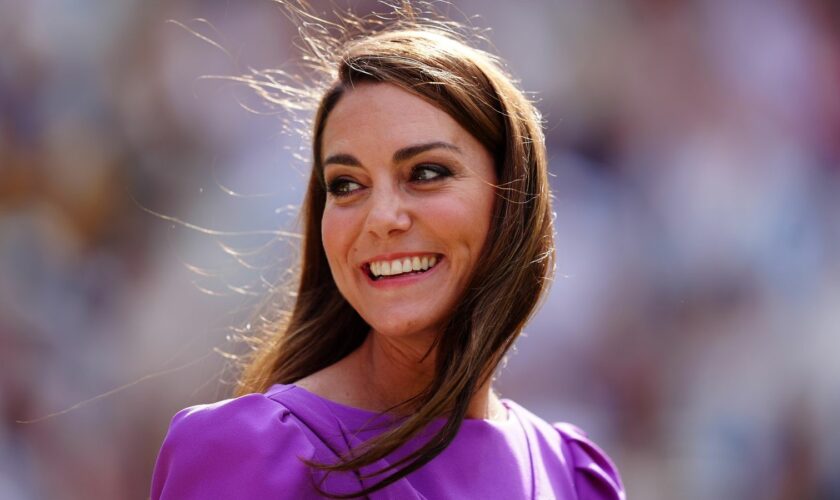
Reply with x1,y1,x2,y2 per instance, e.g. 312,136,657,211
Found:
151,384,624,499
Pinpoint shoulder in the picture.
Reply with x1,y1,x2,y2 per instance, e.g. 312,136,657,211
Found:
553,422,626,500
150,388,318,499
507,402,626,500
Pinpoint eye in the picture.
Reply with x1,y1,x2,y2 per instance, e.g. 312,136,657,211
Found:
327,177,363,197
411,164,452,183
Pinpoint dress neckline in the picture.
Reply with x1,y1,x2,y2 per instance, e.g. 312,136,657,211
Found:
270,383,516,429
266,383,537,500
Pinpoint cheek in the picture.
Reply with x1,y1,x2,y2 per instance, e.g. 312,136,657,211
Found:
474,189,497,242
321,207,356,274
464,190,496,264
431,187,496,257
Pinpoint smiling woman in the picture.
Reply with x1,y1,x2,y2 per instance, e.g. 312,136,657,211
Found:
150,3,624,499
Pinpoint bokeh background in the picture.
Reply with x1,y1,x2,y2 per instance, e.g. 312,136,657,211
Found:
2,0,839,498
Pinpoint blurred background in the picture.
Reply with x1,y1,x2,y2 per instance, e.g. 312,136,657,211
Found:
1,0,839,498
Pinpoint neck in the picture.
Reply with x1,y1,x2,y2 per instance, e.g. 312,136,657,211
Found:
353,329,435,410
343,330,504,420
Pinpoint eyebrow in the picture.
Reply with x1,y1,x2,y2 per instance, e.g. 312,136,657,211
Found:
323,141,462,168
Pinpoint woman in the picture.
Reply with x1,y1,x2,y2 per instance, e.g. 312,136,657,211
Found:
151,9,624,500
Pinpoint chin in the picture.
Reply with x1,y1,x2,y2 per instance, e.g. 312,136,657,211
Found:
365,316,442,341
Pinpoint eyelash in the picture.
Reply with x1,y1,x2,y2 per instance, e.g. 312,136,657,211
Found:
326,164,453,197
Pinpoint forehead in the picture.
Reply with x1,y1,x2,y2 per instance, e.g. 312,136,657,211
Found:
320,83,474,158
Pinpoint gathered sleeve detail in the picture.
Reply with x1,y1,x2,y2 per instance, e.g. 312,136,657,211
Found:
554,422,626,500
150,393,319,499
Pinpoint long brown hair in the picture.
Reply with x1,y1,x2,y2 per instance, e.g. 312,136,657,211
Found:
235,3,554,497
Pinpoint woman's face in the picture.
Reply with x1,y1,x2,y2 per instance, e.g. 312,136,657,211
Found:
320,82,497,341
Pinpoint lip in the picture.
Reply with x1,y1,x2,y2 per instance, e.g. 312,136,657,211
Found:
361,252,444,288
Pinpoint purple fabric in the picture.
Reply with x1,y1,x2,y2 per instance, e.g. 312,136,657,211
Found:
151,384,624,499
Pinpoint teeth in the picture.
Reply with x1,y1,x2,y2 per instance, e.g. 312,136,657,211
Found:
369,255,439,277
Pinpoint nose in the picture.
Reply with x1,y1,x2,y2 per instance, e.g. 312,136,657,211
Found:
364,184,412,239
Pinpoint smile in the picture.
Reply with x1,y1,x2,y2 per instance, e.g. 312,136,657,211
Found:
365,254,440,280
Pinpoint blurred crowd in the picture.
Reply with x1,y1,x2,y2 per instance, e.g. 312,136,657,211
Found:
1,0,838,499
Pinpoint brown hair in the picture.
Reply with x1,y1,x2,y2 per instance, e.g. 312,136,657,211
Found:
235,4,554,497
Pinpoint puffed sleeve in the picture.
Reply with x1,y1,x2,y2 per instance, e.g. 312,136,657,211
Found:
554,422,626,500
150,393,319,499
